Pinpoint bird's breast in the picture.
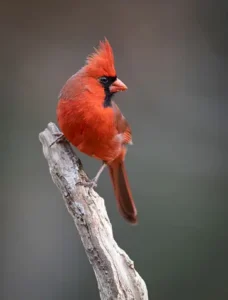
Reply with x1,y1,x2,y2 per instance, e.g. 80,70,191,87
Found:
57,99,122,162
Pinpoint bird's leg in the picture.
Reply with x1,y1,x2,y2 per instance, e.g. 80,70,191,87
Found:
77,162,107,191
49,132,66,147
91,162,107,185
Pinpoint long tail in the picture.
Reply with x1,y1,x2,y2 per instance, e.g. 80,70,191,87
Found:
108,159,137,224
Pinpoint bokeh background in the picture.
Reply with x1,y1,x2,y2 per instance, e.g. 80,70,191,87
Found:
1,0,228,299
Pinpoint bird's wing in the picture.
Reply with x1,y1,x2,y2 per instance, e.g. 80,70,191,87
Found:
112,101,132,145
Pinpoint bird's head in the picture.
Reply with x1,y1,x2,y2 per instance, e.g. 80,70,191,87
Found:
59,39,127,106
84,38,127,95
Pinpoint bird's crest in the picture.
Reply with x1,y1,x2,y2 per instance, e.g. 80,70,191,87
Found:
85,38,116,77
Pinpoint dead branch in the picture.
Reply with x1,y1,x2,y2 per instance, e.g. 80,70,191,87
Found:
39,122,148,300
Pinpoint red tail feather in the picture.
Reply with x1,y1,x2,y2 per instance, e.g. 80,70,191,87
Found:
108,159,137,224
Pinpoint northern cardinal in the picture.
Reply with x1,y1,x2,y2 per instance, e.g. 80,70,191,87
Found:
56,39,137,224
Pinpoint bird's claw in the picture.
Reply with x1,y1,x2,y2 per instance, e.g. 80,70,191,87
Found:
49,133,66,147
76,178,98,195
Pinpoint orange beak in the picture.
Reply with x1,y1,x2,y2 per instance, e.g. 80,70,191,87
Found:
110,78,128,93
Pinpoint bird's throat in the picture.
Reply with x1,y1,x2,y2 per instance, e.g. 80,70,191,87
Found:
103,88,115,108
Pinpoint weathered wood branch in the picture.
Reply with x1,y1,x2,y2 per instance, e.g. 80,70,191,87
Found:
39,122,148,300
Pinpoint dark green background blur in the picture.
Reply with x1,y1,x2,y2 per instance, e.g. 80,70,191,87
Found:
1,1,228,299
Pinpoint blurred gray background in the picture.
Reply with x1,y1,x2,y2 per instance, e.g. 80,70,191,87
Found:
1,0,228,299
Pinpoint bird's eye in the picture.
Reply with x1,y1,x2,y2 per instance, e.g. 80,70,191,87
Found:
99,76,109,84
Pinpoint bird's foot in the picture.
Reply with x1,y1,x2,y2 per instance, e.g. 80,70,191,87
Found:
76,178,98,195
49,132,66,147
77,178,98,189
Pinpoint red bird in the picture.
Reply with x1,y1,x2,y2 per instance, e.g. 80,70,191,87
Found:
56,39,137,224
